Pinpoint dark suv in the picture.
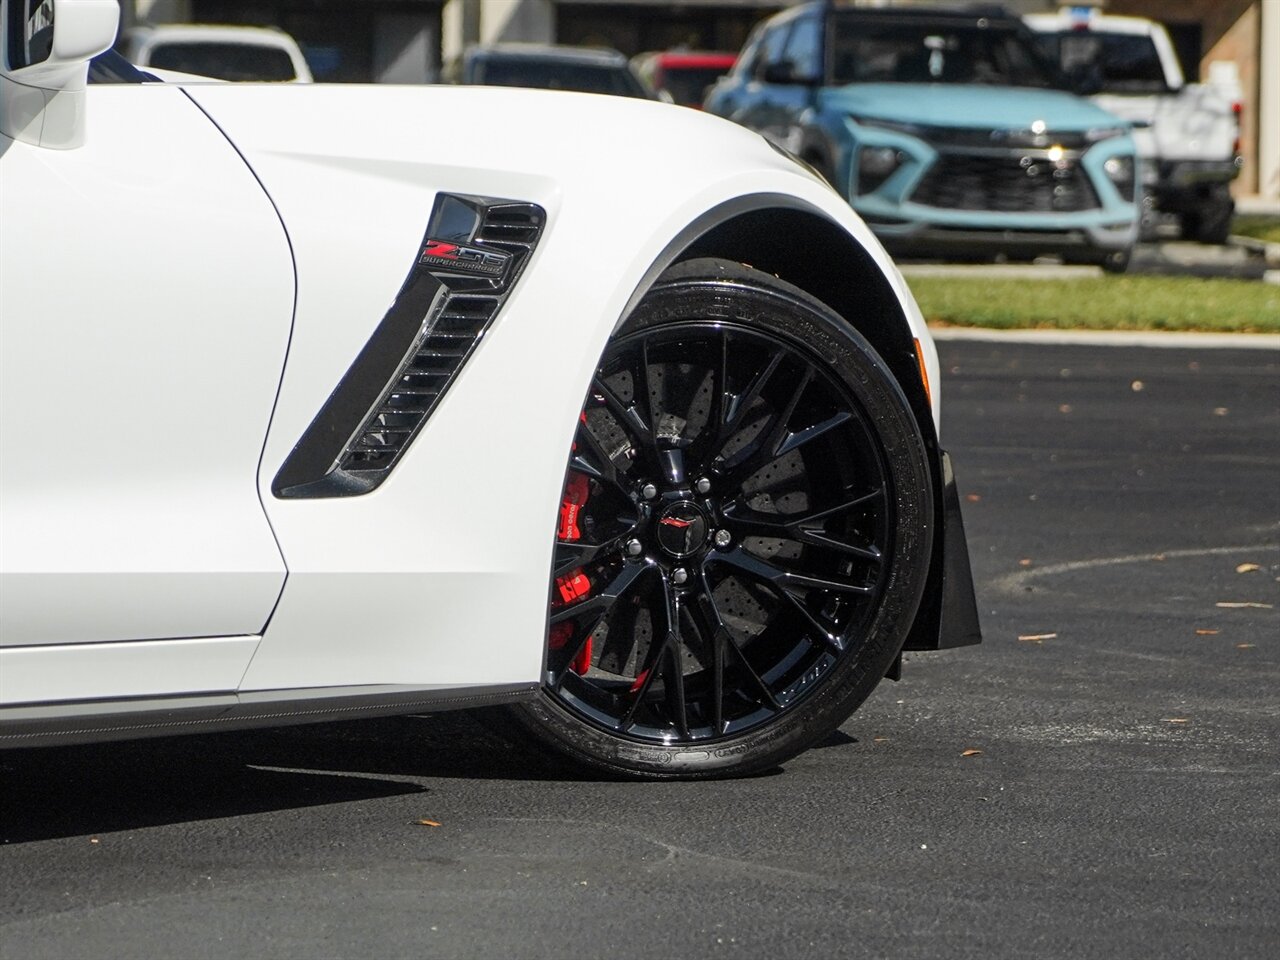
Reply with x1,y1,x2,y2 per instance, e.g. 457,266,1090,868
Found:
445,43,656,100
705,3,1140,270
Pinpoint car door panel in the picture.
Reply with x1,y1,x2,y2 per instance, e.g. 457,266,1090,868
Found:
0,85,292,654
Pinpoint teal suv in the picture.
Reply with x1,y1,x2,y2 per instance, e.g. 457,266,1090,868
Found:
706,3,1140,271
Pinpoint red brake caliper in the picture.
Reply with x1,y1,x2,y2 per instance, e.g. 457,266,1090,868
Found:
550,469,592,675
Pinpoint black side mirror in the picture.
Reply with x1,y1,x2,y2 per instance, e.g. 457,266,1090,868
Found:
761,60,818,86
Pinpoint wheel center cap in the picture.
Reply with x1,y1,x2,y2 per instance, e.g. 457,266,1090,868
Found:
655,501,710,558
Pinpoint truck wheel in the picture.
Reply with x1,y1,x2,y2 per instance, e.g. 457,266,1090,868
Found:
1099,248,1131,275
1185,199,1234,246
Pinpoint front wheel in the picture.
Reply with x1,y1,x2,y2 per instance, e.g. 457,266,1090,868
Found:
509,259,934,778
1099,247,1132,275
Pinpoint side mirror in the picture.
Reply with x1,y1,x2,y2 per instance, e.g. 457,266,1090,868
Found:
761,60,818,86
1,0,121,149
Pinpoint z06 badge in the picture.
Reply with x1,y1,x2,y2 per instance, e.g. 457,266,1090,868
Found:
419,239,511,278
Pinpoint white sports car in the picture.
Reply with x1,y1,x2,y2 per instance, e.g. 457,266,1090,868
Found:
0,0,979,778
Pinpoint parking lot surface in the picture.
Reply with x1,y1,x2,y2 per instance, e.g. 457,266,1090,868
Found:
1,338,1277,960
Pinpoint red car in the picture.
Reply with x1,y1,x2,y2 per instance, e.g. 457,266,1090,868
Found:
632,51,737,108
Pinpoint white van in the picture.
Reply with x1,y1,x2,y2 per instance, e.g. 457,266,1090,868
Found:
121,25,312,83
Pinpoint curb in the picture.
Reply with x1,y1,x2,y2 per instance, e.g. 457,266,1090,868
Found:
1228,234,1280,268
927,327,1280,350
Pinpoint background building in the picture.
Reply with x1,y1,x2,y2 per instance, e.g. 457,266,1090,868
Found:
123,0,1276,200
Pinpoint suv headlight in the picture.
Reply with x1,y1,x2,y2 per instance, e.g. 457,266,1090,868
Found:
857,146,905,194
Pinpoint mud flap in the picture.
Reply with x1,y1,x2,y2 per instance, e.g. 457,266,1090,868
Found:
902,451,982,651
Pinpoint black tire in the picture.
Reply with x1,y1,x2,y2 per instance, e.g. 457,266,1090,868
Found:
1099,247,1132,275
509,258,934,779
1185,197,1234,246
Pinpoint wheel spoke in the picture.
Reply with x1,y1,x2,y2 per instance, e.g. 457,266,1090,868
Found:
549,560,651,628
706,552,844,660
724,351,783,439
659,447,687,488
620,615,672,728
689,583,730,733
593,374,653,450
570,420,624,492
718,368,813,486
619,574,690,734
664,634,691,740
709,544,873,599
802,486,885,524
548,562,653,682
687,334,730,472
719,502,882,564
553,533,630,578
774,410,854,459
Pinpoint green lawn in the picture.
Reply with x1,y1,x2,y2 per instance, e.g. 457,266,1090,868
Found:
1232,214,1280,245
908,275,1280,334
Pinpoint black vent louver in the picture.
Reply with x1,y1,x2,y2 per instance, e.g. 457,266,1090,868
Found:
273,196,546,498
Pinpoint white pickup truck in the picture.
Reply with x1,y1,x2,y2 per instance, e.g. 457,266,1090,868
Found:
1027,8,1242,244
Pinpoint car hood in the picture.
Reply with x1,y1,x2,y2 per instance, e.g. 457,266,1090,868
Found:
819,83,1125,132
183,82,781,191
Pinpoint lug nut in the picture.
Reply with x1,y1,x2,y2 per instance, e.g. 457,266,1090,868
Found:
695,477,712,494
625,539,643,557
671,568,689,586
713,529,732,549
640,483,658,500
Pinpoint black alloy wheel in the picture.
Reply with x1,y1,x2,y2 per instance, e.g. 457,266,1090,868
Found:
510,258,933,778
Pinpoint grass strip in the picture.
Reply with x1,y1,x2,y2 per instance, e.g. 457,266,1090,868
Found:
909,275,1280,333
1232,215,1280,245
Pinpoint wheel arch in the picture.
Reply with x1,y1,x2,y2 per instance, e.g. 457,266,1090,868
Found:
618,195,967,653
620,196,937,461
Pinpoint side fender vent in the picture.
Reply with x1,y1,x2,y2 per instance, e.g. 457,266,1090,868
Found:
273,195,546,499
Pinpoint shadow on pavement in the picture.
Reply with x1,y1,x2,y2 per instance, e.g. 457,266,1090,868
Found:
0,710,795,843
0,712,572,844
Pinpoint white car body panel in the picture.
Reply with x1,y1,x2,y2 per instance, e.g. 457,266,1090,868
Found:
0,85,292,663
0,53,962,741
175,84,937,694
0,635,260,704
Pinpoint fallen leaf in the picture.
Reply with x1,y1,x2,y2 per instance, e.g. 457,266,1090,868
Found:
1018,632,1057,642
1131,380,1144,392
1018,558,1033,567
89,837,100,845
1213,407,1229,416
965,493,982,503
1195,629,1220,636
1236,643,1256,650
1235,563,1262,574
961,749,983,757
1161,718,1190,724
1153,554,1167,562
1058,404,1072,414
413,819,442,827
1216,601,1274,609
873,737,889,743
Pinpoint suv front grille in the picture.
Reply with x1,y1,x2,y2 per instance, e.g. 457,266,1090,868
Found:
910,152,1099,213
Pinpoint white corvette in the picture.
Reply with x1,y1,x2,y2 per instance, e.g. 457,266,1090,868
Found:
0,0,979,777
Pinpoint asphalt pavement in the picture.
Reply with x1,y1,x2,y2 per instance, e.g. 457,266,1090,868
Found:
2,336,1277,960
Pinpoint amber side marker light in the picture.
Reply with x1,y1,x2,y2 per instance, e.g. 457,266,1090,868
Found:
913,338,932,407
